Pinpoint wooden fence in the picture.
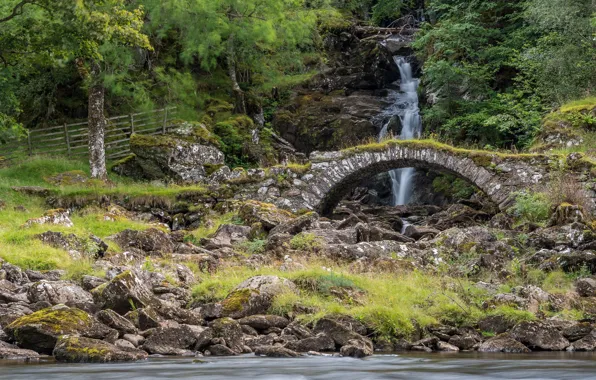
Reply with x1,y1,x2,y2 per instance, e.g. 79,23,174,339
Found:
0,107,177,165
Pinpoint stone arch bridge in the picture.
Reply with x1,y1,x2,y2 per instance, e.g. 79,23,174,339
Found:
240,140,596,216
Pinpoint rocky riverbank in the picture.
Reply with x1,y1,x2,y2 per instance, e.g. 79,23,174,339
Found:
0,187,595,362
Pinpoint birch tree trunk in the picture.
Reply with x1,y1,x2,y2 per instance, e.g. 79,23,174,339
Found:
87,62,108,180
227,35,246,114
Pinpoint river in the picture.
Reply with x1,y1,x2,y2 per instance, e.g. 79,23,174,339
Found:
2,353,596,380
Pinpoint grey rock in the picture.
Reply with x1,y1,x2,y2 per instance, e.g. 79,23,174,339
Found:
510,321,569,351
254,345,301,358
97,309,137,336
478,335,531,353
27,280,93,306
53,335,148,363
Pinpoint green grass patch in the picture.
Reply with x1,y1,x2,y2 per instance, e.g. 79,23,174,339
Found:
560,96,596,113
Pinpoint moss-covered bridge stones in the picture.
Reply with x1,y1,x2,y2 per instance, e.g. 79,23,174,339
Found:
238,140,596,216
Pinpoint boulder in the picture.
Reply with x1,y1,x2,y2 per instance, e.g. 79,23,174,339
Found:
254,345,301,358
437,341,460,352
478,335,531,353
0,303,33,326
81,275,107,291
53,335,148,363
122,334,145,347
237,315,290,331
576,278,596,297
36,231,107,259
24,209,73,228
339,338,373,358
478,315,515,335
562,323,593,342
125,307,161,330
196,318,245,355
127,133,225,183
238,201,293,230
568,330,596,351
5,305,117,354
96,309,137,336
269,212,320,237
509,321,570,351
201,224,251,250
91,270,157,314
2,262,29,285
221,276,298,318
111,229,174,256
313,318,371,349
285,333,335,352
27,280,93,306
447,328,482,350
403,225,440,240
0,341,40,361
142,323,205,355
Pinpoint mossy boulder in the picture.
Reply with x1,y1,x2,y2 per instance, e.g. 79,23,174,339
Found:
221,275,298,319
53,335,148,363
238,201,294,231
5,305,117,354
125,133,225,183
112,132,225,183
111,228,174,256
91,270,157,315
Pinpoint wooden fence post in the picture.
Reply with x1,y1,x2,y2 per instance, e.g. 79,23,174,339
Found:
63,123,71,157
27,131,32,156
162,108,168,134
130,113,135,135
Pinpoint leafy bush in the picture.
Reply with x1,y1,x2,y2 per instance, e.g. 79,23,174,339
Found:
237,239,266,255
509,192,551,224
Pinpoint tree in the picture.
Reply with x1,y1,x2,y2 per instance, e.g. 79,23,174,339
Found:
143,0,316,113
0,0,151,179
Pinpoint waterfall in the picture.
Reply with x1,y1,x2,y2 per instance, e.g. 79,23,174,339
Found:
378,56,422,206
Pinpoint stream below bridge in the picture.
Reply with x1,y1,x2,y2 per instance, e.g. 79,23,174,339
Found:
2,352,596,379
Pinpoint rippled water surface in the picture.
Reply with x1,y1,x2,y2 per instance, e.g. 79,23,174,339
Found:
2,353,596,380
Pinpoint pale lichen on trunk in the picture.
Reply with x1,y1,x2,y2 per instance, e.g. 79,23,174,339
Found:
227,35,246,114
87,61,108,180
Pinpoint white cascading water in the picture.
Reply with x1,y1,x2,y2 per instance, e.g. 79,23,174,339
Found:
378,56,422,206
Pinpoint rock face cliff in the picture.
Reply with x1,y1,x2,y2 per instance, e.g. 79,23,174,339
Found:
272,25,415,155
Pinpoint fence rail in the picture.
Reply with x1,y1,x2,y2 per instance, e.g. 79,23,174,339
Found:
0,107,177,165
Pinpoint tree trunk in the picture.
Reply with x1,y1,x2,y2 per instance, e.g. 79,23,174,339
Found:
87,75,108,180
227,36,246,114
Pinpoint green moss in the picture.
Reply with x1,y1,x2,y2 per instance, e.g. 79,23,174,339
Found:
560,96,596,113
221,288,255,313
8,307,92,334
339,139,549,166
290,232,323,252
130,133,176,150
203,163,224,176
110,154,137,169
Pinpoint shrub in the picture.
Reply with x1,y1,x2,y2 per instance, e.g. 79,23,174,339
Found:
290,233,323,252
509,192,551,224
237,239,266,255
544,172,594,217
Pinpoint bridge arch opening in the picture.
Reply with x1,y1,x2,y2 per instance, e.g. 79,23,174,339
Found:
316,157,492,216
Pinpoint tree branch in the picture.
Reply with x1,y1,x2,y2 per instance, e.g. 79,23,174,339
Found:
0,0,34,23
